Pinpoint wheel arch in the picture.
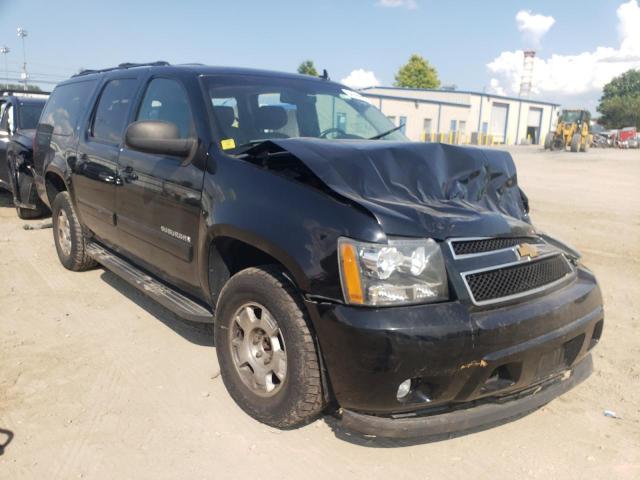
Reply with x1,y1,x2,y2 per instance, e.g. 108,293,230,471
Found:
44,168,68,207
204,227,310,312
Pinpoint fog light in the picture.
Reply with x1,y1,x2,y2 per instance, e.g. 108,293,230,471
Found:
396,379,412,400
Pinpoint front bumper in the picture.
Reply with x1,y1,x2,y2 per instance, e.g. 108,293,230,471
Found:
305,267,603,433
341,354,592,438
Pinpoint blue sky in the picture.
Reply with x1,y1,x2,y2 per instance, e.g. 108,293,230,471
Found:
0,0,636,108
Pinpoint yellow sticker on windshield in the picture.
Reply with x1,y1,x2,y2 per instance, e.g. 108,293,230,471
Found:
220,138,236,150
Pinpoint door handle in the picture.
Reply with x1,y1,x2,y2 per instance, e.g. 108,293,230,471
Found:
122,165,138,182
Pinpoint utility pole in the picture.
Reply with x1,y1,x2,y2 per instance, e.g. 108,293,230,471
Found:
17,27,28,89
0,46,9,89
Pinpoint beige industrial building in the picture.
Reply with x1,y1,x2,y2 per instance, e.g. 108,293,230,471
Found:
361,86,560,146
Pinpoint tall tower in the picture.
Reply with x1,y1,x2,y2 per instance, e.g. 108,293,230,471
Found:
519,50,535,98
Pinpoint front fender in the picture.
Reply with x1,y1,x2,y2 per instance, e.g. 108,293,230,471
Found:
196,155,385,302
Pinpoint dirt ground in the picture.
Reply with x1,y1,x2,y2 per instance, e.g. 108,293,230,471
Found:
0,146,638,479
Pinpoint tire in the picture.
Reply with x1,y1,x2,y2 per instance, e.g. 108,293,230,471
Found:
16,197,49,220
580,139,589,153
215,266,324,428
16,206,43,219
51,191,97,271
544,134,553,150
571,133,581,152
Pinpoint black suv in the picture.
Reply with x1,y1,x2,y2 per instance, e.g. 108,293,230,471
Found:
0,90,49,218
33,63,603,438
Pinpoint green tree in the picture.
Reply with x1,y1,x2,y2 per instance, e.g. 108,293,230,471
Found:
597,95,640,129
601,69,640,101
2,83,42,92
598,69,640,128
394,54,440,89
297,60,318,77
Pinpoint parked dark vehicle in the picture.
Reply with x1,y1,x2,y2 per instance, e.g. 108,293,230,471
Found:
33,63,603,438
0,90,49,218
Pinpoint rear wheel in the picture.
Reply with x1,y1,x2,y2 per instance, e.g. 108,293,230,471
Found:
571,133,581,152
544,134,553,150
51,191,96,271
215,266,324,428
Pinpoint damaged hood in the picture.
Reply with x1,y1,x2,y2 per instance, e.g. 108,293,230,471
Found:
252,139,535,240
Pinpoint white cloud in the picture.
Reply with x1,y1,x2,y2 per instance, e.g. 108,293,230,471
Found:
515,10,555,47
376,0,418,9
341,69,381,90
488,0,640,98
490,78,506,96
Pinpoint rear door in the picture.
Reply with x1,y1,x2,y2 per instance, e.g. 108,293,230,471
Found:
74,76,139,243
490,103,509,143
115,76,205,289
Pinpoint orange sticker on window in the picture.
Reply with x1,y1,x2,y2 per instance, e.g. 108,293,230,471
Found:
220,138,236,150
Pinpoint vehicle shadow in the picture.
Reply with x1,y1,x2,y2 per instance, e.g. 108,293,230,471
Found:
0,428,14,456
323,408,538,447
99,270,214,347
0,189,13,208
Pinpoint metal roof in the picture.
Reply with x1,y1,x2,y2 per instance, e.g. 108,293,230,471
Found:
361,86,561,107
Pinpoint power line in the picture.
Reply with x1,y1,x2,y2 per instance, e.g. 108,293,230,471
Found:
3,76,59,85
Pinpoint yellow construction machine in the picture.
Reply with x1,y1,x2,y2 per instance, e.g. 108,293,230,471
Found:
544,109,591,152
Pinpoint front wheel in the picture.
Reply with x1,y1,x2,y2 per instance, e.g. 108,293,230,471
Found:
51,191,97,271
544,134,553,150
215,266,324,428
571,133,582,152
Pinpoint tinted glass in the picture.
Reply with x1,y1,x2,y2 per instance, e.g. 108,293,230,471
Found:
0,104,9,131
18,102,45,130
39,80,97,136
136,79,194,138
91,79,137,143
205,75,406,153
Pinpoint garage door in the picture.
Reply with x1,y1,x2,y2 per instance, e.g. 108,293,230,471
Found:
527,107,543,144
490,103,508,143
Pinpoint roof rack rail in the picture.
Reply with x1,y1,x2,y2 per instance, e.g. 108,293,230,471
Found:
73,61,170,77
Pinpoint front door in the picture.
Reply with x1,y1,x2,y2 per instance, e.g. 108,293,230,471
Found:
74,77,139,243
115,77,204,289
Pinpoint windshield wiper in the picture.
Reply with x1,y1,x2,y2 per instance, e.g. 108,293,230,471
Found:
233,140,268,155
368,124,404,140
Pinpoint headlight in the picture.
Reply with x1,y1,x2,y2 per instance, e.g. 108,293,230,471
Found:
338,237,448,306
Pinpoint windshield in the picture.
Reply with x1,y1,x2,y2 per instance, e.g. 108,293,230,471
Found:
204,74,407,153
560,111,585,124
18,101,45,129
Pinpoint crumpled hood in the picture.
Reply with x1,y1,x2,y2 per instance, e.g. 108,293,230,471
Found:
254,139,535,240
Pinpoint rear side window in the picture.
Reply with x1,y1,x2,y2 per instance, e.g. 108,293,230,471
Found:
136,78,194,138
39,80,97,136
91,79,138,143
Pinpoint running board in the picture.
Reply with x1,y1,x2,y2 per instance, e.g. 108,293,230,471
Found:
86,242,214,323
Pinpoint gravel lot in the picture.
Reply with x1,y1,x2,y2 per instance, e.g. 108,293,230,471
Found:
1,146,638,479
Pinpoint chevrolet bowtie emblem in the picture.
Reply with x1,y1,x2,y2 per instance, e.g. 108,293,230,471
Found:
517,243,539,259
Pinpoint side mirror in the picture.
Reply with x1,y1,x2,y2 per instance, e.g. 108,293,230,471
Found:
125,120,196,163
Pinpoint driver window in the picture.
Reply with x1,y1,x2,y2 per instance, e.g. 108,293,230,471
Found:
136,78,194,138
